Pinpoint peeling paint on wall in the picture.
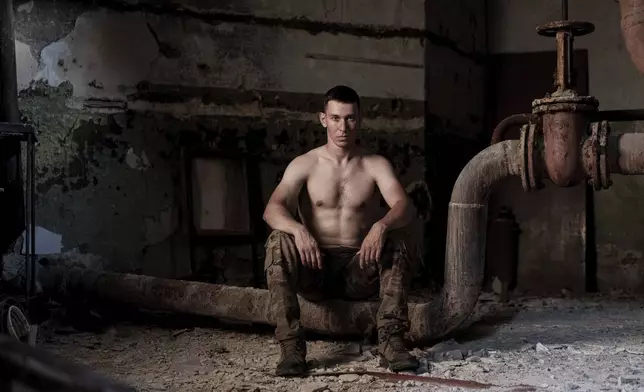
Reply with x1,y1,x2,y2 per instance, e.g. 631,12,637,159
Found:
11,0,486,285
15,40,38,90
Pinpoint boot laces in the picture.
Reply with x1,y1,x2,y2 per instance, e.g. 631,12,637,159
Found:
386,335,407,352
281,339,304,358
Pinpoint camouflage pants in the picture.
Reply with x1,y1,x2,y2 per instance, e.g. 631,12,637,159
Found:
264,230,412,342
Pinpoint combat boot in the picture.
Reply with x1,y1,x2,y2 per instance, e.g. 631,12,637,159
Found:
275,337,307,377
378,333,419,372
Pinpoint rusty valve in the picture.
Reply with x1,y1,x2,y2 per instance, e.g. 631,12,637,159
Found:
495,1,616,193
517,2,602,189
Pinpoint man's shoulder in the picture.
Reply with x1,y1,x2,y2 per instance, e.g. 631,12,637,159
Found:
360,152,391,167
288,148,321,170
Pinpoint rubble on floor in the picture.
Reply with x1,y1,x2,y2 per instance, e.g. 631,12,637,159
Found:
29,292,644,392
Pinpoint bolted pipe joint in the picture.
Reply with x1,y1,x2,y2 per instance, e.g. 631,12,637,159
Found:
582,121,613,190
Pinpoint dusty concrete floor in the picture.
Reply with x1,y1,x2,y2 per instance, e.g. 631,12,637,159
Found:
36,293,644,392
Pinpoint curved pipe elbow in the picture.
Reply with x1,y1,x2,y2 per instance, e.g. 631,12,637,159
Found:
620,0,644,75
408,140,522,342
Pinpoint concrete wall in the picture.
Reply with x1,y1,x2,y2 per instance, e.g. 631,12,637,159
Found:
11,0,487,287
489,0,644,293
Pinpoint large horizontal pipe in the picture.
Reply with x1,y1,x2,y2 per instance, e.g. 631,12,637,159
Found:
582,132,644,179
37,141,522,343
608,132,644,174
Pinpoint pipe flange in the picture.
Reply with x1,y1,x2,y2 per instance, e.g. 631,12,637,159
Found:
520,123,542,192
589,121,612,190
532,94,599,114
527,123,543,191
520,124,529,191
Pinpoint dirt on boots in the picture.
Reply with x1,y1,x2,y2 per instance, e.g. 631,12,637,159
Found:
275,338,308,377
378,334,419,372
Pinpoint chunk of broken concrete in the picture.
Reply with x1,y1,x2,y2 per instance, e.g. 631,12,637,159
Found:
338,374,360,383
300,382,328,392
535,343,550,353
444,349,464,361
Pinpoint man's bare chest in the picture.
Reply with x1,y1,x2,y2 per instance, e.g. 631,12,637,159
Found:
305,166,376,209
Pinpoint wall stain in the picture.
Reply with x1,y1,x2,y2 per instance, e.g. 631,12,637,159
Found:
65,0,484,63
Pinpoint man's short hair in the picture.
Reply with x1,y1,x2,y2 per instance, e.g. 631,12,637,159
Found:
323,85,360,110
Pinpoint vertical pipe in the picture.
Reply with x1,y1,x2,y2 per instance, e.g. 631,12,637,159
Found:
555,32,568,90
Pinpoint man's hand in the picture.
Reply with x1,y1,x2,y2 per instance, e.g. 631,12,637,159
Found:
358,222,387,270
293,226,323,269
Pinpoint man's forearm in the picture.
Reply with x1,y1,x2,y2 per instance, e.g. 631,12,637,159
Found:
377,199,414,231
263,203,305,235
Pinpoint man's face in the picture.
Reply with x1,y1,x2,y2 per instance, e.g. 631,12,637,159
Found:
320,100,359,148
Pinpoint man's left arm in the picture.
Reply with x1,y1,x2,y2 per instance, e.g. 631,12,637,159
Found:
372,157,415,232
358,156,416,268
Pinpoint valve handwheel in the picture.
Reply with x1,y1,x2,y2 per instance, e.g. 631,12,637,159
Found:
537,20,595,37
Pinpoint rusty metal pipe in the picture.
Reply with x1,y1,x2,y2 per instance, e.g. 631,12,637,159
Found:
620,0,644,75
36,141,522,343
490,114,531,145
420,139,522,338
582,131,644,184
607,133,644,174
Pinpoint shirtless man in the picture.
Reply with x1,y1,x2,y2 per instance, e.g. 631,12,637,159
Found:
262,85,419,376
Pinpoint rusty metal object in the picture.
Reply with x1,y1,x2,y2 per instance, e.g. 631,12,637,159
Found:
580,123,644,179
619,0,644,75
537,20,594,91
536,20,596,38
419,140,522,339
490,113,532,145
519,124,545,192
33,141,523,343
529,4,600,188
541,111,587,186
531,92,598,188
602,132,644,174
582,121,612,190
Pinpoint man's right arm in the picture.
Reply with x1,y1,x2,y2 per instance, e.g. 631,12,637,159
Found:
262,155,311,236
263,155,323,269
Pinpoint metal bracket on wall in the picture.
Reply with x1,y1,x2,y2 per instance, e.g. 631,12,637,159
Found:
0,122,37,312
